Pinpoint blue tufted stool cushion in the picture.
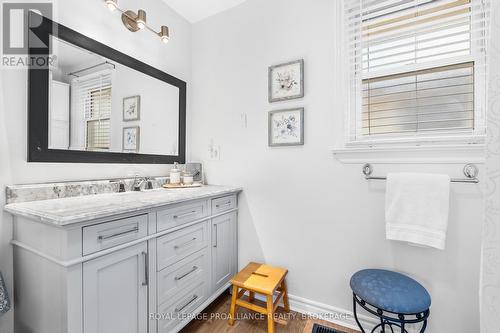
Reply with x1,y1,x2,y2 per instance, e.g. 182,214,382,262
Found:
350,269,431,315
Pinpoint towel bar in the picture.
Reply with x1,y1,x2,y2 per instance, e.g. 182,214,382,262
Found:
362,163,479,184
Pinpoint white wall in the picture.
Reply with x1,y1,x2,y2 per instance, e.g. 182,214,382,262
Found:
110,63,180,155
190,0,484,332
0,1,191,332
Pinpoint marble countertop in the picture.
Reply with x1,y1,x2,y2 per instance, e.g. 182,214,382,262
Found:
4,185,242,226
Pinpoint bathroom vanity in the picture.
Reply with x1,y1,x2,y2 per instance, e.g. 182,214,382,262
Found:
8,11,241,333
5,185,241,333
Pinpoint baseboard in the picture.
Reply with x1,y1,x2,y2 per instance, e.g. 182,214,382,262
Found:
253,292,377,332
287,293,377,331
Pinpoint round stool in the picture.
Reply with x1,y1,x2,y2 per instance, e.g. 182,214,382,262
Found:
350,269,431,333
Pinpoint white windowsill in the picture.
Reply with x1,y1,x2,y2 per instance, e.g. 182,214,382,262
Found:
332,144,485,164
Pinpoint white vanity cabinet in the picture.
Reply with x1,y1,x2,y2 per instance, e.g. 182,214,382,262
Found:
83,242,148,333
6,186,240,333
211,212,237,292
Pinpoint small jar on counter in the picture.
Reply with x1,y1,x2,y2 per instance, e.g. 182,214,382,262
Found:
182,174,194,185
169,162,181,184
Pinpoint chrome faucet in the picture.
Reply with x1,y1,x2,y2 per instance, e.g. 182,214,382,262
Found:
133,175,153,191
133,176,144,191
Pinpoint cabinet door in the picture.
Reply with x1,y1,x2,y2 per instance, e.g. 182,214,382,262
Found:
83,243,148,333
211,212,237,292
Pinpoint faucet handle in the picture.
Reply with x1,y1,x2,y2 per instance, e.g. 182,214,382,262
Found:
145,177,154,190
110,179,126,193
118,180,126,193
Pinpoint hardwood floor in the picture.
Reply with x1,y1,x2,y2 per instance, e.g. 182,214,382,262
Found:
180,292,358,333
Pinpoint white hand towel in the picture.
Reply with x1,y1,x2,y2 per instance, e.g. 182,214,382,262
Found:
385,172,451,250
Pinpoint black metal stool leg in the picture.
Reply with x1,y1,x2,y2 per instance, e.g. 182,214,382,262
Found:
353,294,366,333
418,319,428,333
352,293,429,333
380,316,386,333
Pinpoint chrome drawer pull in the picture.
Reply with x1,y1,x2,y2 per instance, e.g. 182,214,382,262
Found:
215,201,231,208
97,226,139,241
174,295,198,313
174,237,197,250
173,211,197,219
174,266,198,281
213,225,217,248
141,251,149,286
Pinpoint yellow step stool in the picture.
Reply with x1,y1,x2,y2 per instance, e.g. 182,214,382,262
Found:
228,262,290,333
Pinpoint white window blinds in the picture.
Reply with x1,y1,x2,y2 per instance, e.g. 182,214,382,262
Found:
73,72,112,150
345,0,490,143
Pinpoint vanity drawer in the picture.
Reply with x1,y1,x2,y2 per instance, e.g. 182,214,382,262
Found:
157,282,207,333
157,249,209,306
157,200,209,232
82,215,148,255
211,195,237,214
157,221,209,270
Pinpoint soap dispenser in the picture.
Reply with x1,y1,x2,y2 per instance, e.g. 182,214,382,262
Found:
170,162,181,185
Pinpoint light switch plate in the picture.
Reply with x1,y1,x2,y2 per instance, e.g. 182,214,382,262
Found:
240,113,248,129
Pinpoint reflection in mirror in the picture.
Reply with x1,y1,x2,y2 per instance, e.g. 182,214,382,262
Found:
49,37,179,156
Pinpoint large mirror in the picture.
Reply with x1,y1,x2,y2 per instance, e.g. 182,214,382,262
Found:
28,13,186,164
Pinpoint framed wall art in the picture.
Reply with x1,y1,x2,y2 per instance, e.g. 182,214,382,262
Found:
123,95,141,121
268,108,304,147
123,126,140,152
268,59,304,103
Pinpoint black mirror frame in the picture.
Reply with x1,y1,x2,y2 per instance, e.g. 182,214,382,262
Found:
28,13,186,164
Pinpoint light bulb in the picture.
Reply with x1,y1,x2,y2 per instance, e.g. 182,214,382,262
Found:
159,26,169,44
136,9,146,30
105,0,118,11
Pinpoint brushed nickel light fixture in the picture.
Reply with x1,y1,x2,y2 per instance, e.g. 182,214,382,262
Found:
104,0,170,44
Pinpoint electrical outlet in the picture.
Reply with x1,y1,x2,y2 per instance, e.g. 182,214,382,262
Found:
208,143,221,160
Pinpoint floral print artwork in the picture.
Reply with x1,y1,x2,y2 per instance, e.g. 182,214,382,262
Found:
269,60,304,102
269,108,304,146
274,114,299,140
122,127,140,152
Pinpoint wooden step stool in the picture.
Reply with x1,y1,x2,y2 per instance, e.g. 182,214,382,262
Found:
228,262,290,333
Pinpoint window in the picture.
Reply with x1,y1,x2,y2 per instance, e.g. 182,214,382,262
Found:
73,72,112,150
344,0,490,145
86,87,111,149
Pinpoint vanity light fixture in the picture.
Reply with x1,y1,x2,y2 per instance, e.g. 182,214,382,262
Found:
105,0,118,11
159,26,170,44
103,0,170,44
136,9,146,30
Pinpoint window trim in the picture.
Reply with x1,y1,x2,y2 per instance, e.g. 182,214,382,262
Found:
332,143,485,164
